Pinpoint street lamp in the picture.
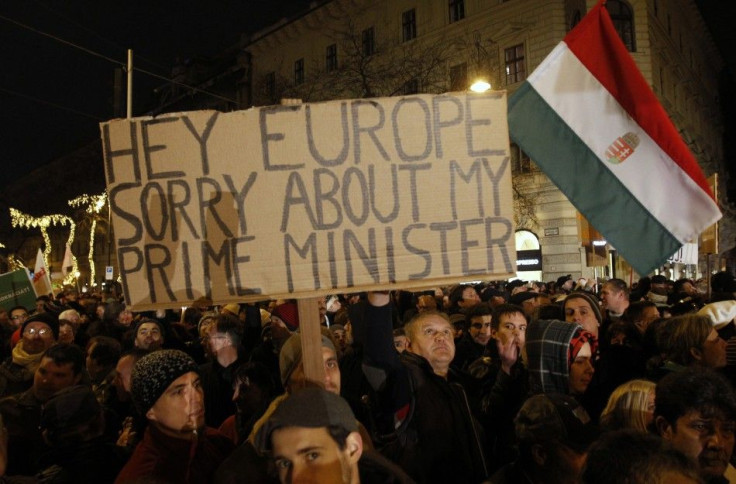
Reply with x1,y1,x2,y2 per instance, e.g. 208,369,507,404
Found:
470,79,491,92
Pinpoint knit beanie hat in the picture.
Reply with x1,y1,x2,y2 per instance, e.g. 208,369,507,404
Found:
131,349,199,414
272,301,300,331
279,332,336,386
21,312,59,340
568,327,598,367
563,292,603,326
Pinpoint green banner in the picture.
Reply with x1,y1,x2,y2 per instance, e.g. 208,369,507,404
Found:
0,269,36,313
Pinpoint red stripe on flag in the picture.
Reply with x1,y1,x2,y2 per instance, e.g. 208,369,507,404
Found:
563,1,713,198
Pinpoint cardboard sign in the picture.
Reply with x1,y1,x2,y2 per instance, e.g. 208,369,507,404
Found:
0,269,37,313
101,92,515,309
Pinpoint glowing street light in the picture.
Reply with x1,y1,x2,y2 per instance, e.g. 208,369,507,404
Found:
470,79,491,93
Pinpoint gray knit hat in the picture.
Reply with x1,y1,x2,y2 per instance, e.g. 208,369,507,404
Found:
131,349,199,414
279,332,336,387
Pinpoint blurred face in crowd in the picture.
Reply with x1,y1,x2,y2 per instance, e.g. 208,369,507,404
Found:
458,287,481,309
659,409,735,480
634,306,661,334
96,304,106,320
208,327,233,356
331,328,347,351
288,346,341,395
468,315,492,346
407,314,455,377
135,322,163,351
114,354,136,399
118,309,134,327
698,329,727,369
393,334,408,353
564,297,599,339
416,295,436,313
272,426,361,484
146,371,205,437
10,308,29,328
492,311,527,349
600,283,626,314
568,342,594,395
58,323,75,344
33,356,81,402
22,321,56,355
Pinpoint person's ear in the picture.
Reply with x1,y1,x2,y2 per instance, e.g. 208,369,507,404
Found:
655,415,674,440
531,443,546,466
689,346,703,362
146,407,158,422
345,431,363,464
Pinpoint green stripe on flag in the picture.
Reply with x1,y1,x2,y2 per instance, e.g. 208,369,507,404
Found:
509,82,682,275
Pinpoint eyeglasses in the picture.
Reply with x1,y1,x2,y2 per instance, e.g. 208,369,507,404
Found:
24,327,51,337
11,314,28,320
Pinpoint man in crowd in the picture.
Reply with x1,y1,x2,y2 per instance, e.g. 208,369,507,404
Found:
600,279,630,327
0,312,59,397
256,387,411,484
356,292,488,483
116,349,233,483
133,318,165,352
654,368,736,483
453,303,493,372
201,313,245,427
0,343,84,475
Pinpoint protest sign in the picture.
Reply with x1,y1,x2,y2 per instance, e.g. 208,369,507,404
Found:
101,92,515,310
0,269,37,313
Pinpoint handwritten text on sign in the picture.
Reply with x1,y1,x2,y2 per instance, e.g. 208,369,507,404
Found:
101,92,515,309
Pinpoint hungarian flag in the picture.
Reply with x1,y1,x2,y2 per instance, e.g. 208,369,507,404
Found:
33,249,53,297
508,0,721,276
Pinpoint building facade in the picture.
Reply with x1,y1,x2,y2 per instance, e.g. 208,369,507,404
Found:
243,0,729,282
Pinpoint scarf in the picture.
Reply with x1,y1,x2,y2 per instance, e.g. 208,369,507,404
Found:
12,341,43,373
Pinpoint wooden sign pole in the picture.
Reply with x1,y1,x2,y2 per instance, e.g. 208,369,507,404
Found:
297,297,325,388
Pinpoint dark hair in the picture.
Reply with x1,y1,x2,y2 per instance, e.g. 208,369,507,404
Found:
392,328,406,337
43,344,85,376
604,279,630,299
214,313,243,346
449,284,475,307
672,278,694,294
87,336,122,368
491,303,527,331
233,362,276,397
326,424,352,450
534,303,564,321
582,430,702,484
655,368,736,428
465,302,492,322
9,305,28,315
622,300,657,323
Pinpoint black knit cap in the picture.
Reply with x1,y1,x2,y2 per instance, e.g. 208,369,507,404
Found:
131,349,199,414
21,312,59,340
256,387,357,453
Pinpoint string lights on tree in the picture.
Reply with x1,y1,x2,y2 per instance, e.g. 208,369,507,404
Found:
69,192,107,285
9,208,78,285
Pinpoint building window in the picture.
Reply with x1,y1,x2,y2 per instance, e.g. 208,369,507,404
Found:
403,79,419,95
605,0,635,52
362,27,375,56
449,63,467,91
504,44,526,85
402,9,416,42
570,10,582,30
264,72,276,102
449,0,465,23
510,143,532,174
326,44,338,72
294,58,304,85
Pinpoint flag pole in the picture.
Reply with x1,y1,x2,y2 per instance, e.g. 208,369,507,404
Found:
127,49,133,119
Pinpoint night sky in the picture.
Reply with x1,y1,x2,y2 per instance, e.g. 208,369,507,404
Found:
0,0,311,187
0,0,734,189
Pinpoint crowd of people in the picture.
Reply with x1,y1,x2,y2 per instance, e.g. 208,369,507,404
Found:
0,270,735,483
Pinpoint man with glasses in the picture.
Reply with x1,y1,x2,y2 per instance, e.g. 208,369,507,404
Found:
0,312,58,397
200,313,244,427
8,306,29,328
